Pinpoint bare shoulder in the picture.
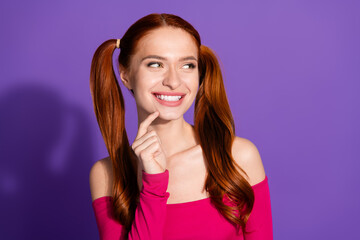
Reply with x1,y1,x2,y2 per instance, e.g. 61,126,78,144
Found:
89,156,113,202
231,136,266,186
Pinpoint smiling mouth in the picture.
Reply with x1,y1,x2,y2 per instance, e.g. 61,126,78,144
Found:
153,94,182,101
152,92,186,102
151,92,186,107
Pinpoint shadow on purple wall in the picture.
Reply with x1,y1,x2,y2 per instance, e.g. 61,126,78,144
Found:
0,83,98,239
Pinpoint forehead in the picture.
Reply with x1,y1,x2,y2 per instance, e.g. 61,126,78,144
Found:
134,27,198,58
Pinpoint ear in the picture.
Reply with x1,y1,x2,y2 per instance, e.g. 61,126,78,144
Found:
119,65,132,90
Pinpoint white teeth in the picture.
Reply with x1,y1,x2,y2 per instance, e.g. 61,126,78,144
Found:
155,94,182,101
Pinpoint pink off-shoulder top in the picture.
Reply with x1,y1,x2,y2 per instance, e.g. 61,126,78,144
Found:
92,169,273,240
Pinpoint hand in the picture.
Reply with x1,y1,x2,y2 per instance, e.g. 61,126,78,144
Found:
131,111,167,174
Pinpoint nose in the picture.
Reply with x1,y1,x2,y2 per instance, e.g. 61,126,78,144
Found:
162,66,181,89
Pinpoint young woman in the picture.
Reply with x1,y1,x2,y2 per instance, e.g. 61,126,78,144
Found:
89,13,273,239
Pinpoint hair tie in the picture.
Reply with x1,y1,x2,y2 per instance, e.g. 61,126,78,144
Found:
116,39,121,49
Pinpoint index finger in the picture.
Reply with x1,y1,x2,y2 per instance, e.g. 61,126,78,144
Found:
135,111,159,140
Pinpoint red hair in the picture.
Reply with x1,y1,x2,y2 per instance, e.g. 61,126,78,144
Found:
90,13,254,236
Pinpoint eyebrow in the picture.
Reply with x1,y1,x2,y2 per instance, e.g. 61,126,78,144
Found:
141,55,198,62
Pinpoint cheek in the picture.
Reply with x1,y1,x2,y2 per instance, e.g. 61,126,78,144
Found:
186,73,200,92
132,70,156,90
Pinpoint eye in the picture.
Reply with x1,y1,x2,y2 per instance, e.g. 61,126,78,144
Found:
147,62,162,68
182,63,196,69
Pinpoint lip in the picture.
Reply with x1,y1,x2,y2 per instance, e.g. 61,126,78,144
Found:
152,92,186,107
151,91,186,97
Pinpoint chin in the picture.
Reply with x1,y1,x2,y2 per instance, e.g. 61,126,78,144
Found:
157,111,183,120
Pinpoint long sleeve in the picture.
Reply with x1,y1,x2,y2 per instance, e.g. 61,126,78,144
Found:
92,169,170,240
243,176,273,240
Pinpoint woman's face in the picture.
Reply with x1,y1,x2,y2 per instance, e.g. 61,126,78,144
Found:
121,26,199,121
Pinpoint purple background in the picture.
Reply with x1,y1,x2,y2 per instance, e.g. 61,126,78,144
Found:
0,0,359,239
